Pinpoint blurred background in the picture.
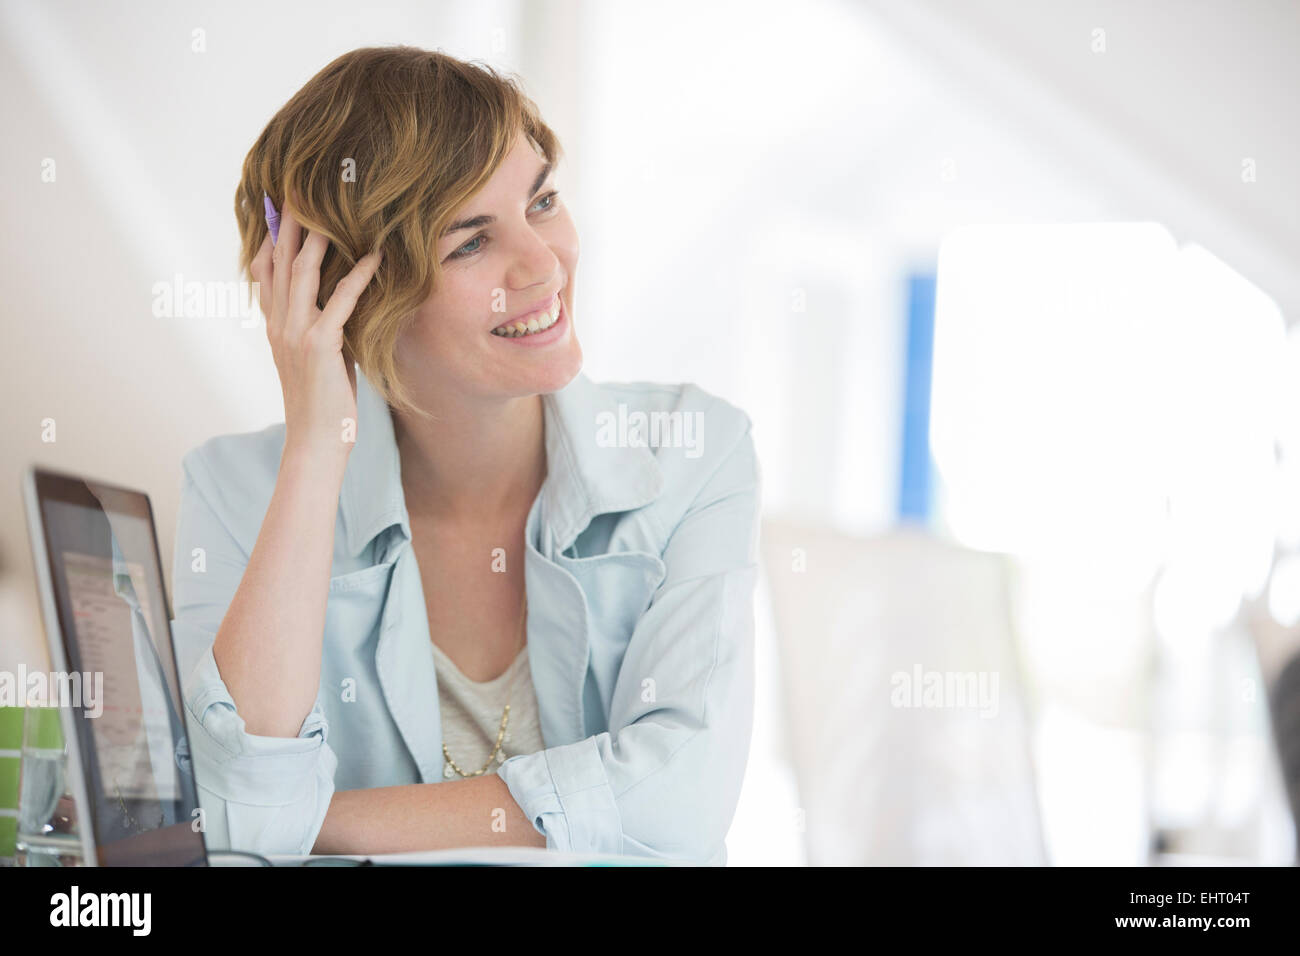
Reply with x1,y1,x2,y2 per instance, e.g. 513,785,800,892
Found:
2,0,1298,865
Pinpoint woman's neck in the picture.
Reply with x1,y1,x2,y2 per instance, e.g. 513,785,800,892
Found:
392,390,547,527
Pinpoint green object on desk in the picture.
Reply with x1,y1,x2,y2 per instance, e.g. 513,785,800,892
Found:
28,707,63,750
0,757,19,809
0,706,65,863
0,706,23,750
0,706,19,861
0,815,15,861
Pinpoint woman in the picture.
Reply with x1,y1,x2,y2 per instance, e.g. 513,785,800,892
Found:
171,45,761,865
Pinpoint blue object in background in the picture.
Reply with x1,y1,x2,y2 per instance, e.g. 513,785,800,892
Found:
897,272,937,524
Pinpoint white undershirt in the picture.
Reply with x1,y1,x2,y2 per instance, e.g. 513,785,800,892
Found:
431,640,545,779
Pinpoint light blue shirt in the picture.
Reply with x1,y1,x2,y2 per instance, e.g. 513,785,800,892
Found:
169,366,761,865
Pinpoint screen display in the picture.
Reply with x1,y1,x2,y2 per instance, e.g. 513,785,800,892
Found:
35,473,206,866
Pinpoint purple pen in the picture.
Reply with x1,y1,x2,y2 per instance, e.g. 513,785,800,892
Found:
263,191,280,245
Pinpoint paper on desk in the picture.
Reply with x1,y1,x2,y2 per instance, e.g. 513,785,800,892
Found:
265,846,687,866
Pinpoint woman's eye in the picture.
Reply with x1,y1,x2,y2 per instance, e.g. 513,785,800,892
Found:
448,191,560,261
451,236,484,260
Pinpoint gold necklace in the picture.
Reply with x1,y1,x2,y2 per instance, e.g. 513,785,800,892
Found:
441,589,528,778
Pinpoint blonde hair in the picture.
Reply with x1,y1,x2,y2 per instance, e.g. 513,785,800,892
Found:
234,45,563,419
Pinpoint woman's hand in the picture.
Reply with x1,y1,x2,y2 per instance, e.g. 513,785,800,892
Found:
250,201,382,464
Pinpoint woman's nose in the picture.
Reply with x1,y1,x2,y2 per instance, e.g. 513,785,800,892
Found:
506,230,560,286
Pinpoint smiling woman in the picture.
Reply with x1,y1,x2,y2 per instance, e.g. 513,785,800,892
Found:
173,44,761,866
233,45,573,419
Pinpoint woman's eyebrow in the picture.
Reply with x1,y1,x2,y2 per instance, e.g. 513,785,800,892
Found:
441,162,553,238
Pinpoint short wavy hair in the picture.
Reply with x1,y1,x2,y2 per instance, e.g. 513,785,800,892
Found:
235,45,563,419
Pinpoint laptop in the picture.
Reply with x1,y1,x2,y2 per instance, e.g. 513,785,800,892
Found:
21,464,315,866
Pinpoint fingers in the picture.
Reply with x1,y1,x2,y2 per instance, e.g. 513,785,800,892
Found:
256,193,379,349
250,233,273,323
287,231,329,341
271,201,302,339
318,249,384,332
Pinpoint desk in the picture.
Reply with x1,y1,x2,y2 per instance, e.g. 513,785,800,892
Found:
261,846,689,866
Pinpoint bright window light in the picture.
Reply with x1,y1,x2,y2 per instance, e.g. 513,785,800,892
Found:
930,224,1285,623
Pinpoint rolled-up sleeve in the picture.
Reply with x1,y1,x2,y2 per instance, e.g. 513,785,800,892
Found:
170,449,338,857
498,410,761,865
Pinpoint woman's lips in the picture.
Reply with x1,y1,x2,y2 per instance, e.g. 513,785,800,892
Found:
491,292,560,336
490,296,567,345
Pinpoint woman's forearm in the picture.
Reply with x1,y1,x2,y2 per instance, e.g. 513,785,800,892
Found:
310,775,548,855
211,443,349,738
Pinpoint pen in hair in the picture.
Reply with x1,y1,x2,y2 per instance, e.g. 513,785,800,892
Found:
263,191,280,245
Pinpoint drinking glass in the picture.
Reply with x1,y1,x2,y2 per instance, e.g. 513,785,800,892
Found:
15,706,83,866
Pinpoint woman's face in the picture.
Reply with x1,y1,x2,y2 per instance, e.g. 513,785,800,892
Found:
395,131,582,405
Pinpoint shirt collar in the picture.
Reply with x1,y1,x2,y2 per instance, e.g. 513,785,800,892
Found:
339,365,664,558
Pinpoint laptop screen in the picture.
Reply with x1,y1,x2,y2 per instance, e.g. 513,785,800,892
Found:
30,469,206,866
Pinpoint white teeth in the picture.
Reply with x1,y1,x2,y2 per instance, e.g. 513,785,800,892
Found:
491,296,562,337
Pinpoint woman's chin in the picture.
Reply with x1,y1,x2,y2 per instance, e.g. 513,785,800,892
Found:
528,339,583,393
